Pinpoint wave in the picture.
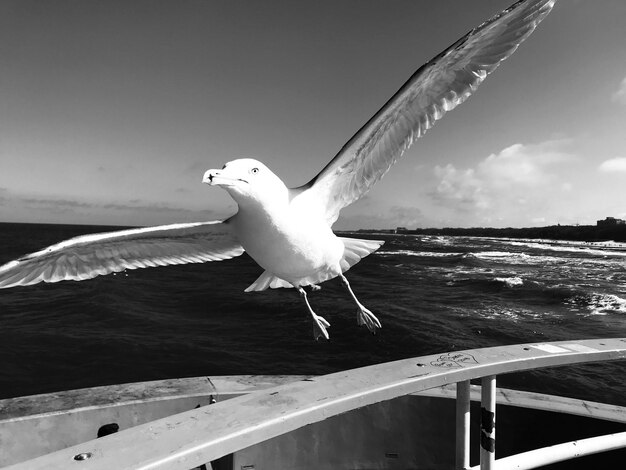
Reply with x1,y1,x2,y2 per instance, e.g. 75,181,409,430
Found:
472,306,547,323
473,251,528,260
468,250,617,268
494,276,524,287
470,251,559,266
564,293,626,315
430,236,453,245
587,293,626,315
504,240,626,258
376,250,463,258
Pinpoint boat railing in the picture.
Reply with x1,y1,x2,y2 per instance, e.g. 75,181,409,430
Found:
4,338,626,470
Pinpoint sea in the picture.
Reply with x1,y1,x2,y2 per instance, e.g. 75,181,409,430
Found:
1,222,625,407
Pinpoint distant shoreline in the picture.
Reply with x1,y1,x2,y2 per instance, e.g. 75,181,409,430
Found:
358,225,626,243
3,221,626,244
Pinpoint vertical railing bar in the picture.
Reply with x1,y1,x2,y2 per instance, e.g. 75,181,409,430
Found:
456,380,471,470
480,375,496,470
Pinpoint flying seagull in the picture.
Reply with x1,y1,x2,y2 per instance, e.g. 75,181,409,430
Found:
0,0,556,339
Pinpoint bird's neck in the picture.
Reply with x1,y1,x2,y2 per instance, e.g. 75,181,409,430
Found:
227,185,290,222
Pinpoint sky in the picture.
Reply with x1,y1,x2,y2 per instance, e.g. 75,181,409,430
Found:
1,0,625,230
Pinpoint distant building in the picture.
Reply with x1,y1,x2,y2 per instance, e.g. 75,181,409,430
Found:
597,217,626,227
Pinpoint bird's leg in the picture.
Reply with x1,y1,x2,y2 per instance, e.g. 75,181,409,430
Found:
297,287,330,340
339,274,382,333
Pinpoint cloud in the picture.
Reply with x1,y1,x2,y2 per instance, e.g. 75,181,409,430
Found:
386,206,425,227
100,200,210,215
22,197,96,209
9,191,206,215
611,77,626,105
433,140,572,209
598,157,626,173
433,165,487,209
478,142,569,186
0,188,217,224
430,140,575,225
337,205,425,230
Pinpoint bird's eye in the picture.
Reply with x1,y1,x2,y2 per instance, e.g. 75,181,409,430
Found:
250,167,259,174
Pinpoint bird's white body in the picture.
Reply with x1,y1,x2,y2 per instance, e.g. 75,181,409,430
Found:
0,0,557,339
225,164,342,284
232,203,344,286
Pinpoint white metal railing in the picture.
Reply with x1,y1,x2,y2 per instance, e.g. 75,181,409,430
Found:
461,373,626,470
478,431,626,470
455,379,471,469
4,338,626,470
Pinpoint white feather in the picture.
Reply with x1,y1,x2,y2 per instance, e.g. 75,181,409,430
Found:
0,221,244,288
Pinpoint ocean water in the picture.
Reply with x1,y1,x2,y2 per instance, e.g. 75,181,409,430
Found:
1,223,625,406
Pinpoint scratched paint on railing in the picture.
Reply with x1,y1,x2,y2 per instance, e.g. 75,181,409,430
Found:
430,352,478,368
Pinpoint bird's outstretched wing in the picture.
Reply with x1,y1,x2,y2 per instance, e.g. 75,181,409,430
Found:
0,220,244,288
292,0,556,225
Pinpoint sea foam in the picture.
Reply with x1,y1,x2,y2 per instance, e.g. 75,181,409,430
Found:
495,276,524,287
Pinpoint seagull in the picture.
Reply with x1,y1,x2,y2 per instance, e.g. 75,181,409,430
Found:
0,0,556,339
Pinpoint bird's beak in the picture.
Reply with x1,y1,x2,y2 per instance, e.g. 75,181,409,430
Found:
202,169,219,185
203,169,246,187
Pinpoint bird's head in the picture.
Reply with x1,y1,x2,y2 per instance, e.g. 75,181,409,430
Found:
203,158,288,207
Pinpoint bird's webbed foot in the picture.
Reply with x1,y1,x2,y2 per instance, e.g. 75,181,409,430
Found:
297,286,331,340
339,273,382,334
312,313,331,341
356,305,382,333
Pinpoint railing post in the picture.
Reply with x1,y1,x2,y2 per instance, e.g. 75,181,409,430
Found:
480,375,496,470
456,380,471,470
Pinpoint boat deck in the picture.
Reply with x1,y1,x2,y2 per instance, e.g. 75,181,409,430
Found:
1,338,625,469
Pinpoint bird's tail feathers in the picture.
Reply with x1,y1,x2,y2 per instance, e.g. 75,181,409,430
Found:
244,271,292,292
339,237,384,272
